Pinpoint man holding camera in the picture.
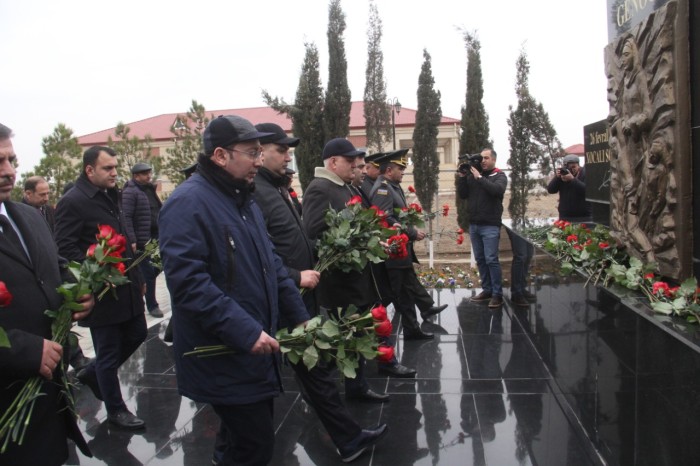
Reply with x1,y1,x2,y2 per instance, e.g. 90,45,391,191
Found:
546,154,591,222
457,148,508,308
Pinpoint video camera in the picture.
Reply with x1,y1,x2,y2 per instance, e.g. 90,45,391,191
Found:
558,167,570,176
457,153,483,174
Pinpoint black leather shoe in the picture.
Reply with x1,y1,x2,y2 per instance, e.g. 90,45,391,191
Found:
77,368,103,401
108,409,146,430
71,355,93,373
338,424,389,463
404,330,434,340
346,389,390,403
148,306,164,318
421,304,448,320
378,363,416,378
511,294,530,307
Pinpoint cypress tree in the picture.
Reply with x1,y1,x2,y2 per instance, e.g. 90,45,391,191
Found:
324,0,351,139
263,42,325,191
107,122,154,181
456,31,490,230
164,100,211,187
507,48,561,223
363,0,391,152
412,49,442,213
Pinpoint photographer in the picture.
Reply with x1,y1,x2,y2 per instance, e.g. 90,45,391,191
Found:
457,148,508,308
546,154,591,222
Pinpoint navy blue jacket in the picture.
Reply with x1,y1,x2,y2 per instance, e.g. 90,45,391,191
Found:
159,173,309,405
121,179,151,249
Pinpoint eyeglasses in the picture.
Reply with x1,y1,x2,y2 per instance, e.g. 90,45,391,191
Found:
225,147,263,160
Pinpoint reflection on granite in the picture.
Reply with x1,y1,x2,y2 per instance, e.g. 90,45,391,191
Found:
77,269,700,465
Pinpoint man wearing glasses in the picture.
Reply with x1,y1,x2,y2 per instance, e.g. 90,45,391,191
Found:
159,115,310,465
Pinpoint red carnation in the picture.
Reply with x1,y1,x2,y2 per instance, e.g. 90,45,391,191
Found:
652,281,671,297
387,234,409,259
346,195,363,206
289,190,298,198
374,320,392,337
598,242,609,249
106,234,127,255
86,243,97,258
0,281,13,307
371,305,388,322
376,345,395,363
457,228,464,235
456,234,465,245
96,224,116,241
115,262,127,275
566,234,578,243
407,185,415,193
442,204,449,217
644,273,655,280
409,203,422,213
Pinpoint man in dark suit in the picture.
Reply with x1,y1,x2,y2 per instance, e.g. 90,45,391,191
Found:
22,175,55,232
55,145,148,430
0,123,93,465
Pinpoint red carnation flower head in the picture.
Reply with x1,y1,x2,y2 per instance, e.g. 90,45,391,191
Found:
0,281,13,307
96,224,116,241
106,234,127,255
409,203,422,213
456,234,465,245
376,345,395,363
442,204,450,217
371,304,388,322
374,320,392,337
289,191,297,198
346,195,363,206
573,244,583,251
407,185,415,193
644,273,655,280
598,242,609,249
457,228,464,235
86,243,97,258
115,262,127,275
566,234,578,243
652,281,671,297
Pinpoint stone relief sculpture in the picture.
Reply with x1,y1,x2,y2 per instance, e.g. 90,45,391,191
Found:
605,0,686,278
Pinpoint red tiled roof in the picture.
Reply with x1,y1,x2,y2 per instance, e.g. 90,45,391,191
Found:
78,101,460,145
564,143,584,155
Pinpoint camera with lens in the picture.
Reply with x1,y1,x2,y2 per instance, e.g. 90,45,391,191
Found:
457,153,483,174
559,167,570,176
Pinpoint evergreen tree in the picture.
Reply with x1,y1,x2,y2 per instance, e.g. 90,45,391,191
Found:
263,42,325,191
21,123,83,203
163,100,211,187
507,47,561,223
107,122,154,181
456,31,490,230
412,49,442,213
324,0,351,139
362,0,391,152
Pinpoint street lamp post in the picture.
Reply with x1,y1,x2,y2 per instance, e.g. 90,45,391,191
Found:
387,98,402,150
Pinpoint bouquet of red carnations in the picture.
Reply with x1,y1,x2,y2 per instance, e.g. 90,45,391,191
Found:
0,225,154,453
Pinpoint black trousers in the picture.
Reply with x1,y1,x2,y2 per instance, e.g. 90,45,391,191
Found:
292,362,362,448
88,312,147,413
387,267,435,333
212,399,275,466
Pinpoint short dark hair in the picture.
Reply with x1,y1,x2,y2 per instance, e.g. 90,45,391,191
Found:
24,176,47,192
482,148,497,158
0,123,13,140
83,145,116,171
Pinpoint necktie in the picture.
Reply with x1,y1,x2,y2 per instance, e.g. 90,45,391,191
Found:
0,215,28,260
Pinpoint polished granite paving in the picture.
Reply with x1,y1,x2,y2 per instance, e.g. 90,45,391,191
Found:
65,286,604,466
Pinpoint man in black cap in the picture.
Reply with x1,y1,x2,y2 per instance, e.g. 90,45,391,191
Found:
253,123,388,462
123,162,163,317
546,154,591,222
370,150,447,340
303,138,390,403
362,152,384,196
159,115,310,465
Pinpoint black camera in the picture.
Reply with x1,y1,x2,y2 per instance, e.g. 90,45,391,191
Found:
559,167,570,176
457,154,483,174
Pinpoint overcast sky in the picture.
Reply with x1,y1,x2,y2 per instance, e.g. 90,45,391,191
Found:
2,0,610,174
